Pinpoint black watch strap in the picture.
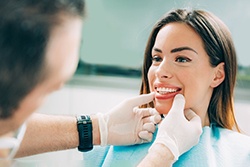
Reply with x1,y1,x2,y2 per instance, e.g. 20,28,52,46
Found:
76,115,93,152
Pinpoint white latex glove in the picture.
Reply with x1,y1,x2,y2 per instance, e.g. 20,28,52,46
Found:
149,94,202,161
96,93,161,146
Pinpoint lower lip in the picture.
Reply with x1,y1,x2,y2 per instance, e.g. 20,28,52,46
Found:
155,91,180,100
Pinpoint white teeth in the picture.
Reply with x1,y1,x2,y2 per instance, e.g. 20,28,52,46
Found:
156,87,178,94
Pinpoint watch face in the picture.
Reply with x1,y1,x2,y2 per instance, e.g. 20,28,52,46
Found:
77,115,90,124
81,115,87,119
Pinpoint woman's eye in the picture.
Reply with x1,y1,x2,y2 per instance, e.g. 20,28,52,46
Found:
175,56,191,63
151,56,162,63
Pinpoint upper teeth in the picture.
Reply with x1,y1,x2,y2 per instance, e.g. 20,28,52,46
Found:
156,87,178,94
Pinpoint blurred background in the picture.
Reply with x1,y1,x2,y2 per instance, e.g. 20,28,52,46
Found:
17,0,250,165
76,0,250,101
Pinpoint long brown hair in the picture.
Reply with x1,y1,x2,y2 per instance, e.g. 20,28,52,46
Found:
140,9,238,130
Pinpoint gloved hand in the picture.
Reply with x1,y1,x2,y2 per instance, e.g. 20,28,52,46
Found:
149,94,202,161
96,93,161,146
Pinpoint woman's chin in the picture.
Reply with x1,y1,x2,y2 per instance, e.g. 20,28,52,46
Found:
155,105,171,115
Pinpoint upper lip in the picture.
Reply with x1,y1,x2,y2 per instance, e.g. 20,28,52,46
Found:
154,82,182,94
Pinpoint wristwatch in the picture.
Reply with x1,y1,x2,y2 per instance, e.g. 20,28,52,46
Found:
76,115,93,152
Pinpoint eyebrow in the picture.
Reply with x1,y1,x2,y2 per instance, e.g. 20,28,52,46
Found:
153,48,162,53
171,46,198,54
153,46,198,54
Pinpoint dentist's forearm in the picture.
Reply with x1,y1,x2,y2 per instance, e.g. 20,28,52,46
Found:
16,113,100,157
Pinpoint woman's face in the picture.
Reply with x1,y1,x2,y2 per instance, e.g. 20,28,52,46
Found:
148,22,224,126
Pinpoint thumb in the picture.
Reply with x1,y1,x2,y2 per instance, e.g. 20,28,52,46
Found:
169,94,185,115
126,92,155,107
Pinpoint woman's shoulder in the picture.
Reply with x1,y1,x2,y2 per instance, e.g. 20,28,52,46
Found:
201,124,250,148
208,124,250,141
174,125,250,167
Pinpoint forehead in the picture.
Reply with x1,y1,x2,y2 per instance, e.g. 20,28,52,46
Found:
154,22,203,49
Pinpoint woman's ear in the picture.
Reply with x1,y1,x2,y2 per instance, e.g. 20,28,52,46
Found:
210,62,225,88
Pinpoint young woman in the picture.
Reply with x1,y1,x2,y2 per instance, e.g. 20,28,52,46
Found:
83,9,250,166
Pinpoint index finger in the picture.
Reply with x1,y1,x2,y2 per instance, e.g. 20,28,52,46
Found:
184,109,198,121
127,92,155,107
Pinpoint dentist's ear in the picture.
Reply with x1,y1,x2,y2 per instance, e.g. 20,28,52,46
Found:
210,62,225,88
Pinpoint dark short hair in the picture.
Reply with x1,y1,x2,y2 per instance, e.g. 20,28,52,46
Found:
0,0,85,118
140,9,238,130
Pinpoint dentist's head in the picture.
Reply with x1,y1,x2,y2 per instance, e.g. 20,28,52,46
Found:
0,0,85,135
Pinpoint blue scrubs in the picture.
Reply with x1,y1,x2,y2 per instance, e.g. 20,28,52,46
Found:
83,124,250,167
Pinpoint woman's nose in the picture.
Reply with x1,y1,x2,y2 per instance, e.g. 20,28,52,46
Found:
155,60,173,79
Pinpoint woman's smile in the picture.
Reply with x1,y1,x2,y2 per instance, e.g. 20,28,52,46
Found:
154,83,182,100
